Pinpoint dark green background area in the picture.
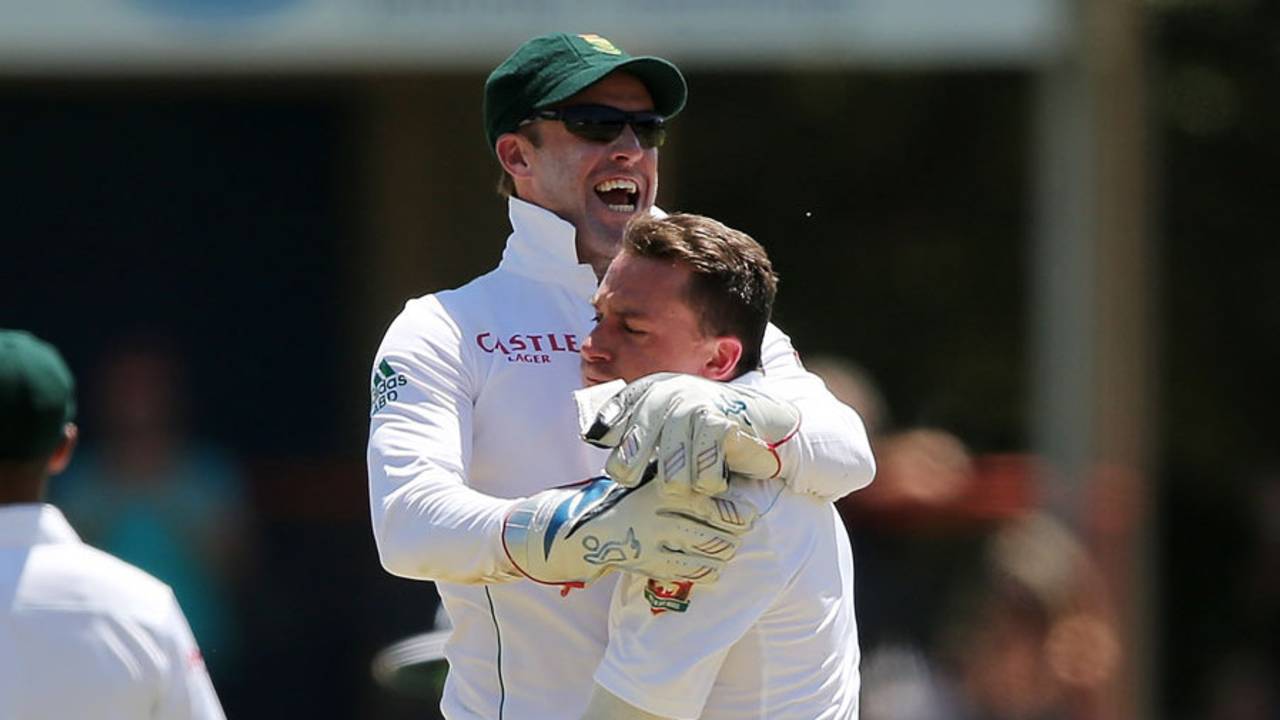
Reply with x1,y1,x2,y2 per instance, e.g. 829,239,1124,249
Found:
1152,3,1280,714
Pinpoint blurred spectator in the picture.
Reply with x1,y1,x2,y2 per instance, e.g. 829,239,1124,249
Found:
808,356,1120,720
859,643,951,720
804,355,890,437
936,512,1119,720
805,355,975,518
2,329,227,719
52,343,250,684
807,354,982,655
859,513,1120,720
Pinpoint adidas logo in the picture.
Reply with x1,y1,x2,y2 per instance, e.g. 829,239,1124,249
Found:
370,358,408,416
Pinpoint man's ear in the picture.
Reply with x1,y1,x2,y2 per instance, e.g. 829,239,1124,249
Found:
703,337,743,382
46,423,78,476
495,133,534,179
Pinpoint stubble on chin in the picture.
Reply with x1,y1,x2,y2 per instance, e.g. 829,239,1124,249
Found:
577,220,629,272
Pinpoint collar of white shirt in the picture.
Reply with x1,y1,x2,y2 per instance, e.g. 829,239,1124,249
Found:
0,503,80,548
498,197,669,302
499,197,598,301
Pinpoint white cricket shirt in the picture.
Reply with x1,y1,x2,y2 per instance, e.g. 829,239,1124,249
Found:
367,197,874,720
0,503,226,720
595,377,860,720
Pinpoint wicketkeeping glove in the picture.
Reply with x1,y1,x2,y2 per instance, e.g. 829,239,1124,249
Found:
501,464,757,594
579,373,802,496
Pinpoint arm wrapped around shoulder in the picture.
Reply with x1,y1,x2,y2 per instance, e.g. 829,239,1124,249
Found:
501,465,757,595
580,373,801,496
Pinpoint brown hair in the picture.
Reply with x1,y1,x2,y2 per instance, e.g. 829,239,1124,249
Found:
623,213,778,376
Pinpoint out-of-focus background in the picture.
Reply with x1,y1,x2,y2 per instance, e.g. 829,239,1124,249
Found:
3,1,1276,718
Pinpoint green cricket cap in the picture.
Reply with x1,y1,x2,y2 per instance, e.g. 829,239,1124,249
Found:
483,32,687,152
0,330,76,460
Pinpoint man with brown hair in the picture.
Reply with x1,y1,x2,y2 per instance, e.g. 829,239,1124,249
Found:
575,214,861,720
583,213,777,385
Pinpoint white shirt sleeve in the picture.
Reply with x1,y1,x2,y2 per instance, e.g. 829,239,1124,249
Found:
152,590,226,720
367,297,520,584
595,480,796,720
581,684,671,720
758,323,876,500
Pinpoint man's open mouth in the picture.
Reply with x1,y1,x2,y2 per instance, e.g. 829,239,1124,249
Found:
594,179,639,213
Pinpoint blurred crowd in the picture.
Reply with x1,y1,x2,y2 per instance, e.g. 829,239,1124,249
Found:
810,356,1278,720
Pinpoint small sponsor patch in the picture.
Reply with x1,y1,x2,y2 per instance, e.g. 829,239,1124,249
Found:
579,33,622,55
644,579,693,615
370,358,408,415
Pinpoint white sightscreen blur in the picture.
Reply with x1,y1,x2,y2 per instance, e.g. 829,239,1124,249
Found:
0,0,1068,74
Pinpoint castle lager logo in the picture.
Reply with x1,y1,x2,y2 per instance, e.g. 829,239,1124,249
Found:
475,332,579,365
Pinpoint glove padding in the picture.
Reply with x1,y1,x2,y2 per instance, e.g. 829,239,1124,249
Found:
581,373,801,496
502,465,757,593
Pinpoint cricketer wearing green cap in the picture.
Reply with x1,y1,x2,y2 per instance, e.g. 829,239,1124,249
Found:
0,330,78,493
485,31,686,278
0,330,227,717
367,32,875,720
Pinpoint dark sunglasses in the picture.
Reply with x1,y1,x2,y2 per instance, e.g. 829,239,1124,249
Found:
521,104,667,149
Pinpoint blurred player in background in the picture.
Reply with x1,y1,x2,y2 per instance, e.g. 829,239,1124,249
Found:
577,213,860,720
0,329,225,720
53,343,249,680
367,32,874,720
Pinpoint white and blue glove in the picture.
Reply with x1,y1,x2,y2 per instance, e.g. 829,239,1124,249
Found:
501,465,757,594
579,373,802,496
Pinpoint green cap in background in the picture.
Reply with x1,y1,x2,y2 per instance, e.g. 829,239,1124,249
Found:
483,32,687,152
0,330,76,460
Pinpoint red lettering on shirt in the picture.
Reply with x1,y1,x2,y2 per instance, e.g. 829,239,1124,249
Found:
474,332,580,363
